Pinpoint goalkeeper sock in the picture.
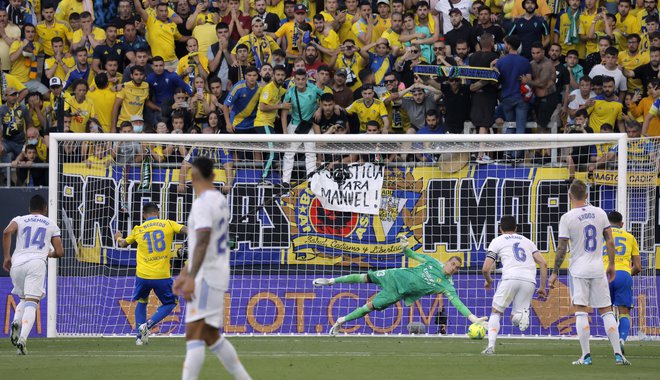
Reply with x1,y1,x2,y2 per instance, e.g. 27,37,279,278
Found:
19,301,37,340
209,336,252,380
487,313,500,349
334,274,367,284
182,340,205,380
135,301,147,337
12,299,26,324
601,311,623,354
575,311,591,358
147,303,177,329
618,314,631,342
344,305,371,323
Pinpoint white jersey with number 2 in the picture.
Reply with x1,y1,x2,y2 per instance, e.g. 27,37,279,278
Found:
11,214,61,267
187,189,230,290
558,205,610,279
487,233,539,284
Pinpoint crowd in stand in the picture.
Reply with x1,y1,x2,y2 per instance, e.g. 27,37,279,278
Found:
0,0,659,187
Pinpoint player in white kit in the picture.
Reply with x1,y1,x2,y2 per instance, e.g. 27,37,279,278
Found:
2,195,63,355
548,180,630,365
173,157,251,380
481,216,548,355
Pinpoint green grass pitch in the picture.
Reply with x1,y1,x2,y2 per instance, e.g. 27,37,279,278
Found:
2,337,660,379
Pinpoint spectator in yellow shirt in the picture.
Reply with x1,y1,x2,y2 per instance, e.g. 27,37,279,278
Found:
177,37,209,88
44,37,75,82
71,11,105,57
65,79,97,133
37,3,72,57
9,24,47,94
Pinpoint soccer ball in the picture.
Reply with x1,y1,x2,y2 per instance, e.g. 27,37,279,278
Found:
467,323,486,340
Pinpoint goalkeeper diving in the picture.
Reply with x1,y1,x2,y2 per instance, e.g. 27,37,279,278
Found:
313,236,487,335
115,202,188,345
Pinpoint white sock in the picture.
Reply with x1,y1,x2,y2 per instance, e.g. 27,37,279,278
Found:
12,299,26,324
602,311,623,355
575,312,590,358
209,337,252,380
511,312,521,327
19,301,37,340
487,314,500,349
182,340,206,380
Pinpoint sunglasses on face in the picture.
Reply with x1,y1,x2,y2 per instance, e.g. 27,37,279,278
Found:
433,46,444,50
411,49,419,53
384,79,396,84
6,92,17,96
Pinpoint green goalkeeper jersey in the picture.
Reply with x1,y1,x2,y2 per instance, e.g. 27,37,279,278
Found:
372,248,472,318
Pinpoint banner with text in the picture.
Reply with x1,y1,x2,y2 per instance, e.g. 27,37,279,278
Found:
309,163,384,215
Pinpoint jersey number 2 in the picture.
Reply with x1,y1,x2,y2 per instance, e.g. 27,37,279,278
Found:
513,242,527,262
22,226,47,250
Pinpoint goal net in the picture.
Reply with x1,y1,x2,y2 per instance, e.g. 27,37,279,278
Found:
47,132,660,339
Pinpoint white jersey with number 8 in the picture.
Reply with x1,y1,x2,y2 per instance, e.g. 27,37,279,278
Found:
558,205,610,278
187,189,230,290
11,214,61,267
487,233,539,284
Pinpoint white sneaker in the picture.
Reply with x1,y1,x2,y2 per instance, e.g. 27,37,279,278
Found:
481,347,495,355
10,321,20,346
16,337,27,355
518,308,530,332
329,319,344,336
312,278,334,287
138,323,150,345
135,338,144,346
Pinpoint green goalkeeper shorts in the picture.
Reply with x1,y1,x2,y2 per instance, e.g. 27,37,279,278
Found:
368,270,403,310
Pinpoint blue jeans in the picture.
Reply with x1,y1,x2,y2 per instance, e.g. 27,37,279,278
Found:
1,139,24,163
501,96,529,158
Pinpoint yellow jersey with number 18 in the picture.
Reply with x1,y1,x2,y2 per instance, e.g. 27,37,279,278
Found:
125,218,185,280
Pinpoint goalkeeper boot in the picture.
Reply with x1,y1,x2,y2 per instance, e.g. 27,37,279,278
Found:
615,353,631,366
10,321,20,346
481,347,495,355
135,338,144,346
518,308,530,332
312,278,334,287
138,323,150,345
16,337,27,355
572,353,592,365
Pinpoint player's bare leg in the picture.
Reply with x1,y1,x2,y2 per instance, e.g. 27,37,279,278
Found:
483,308,502,355
598,306,630,365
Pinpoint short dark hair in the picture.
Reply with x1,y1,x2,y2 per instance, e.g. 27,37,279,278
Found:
192,157,214,179
499,216,517,232
579,76,592,83
425,109,438,117
605,46,619,56
69,12,80,21
608,210,623,224
273,65,287,74
601,123,614,131
94,72,109,89
567,49,579,57
245,66,259,76
80,11,92,19
504,35,521,51
217,22,229,31
628,33,641,43
152,56,164,63
29,195,47,212
320,92,334,102
51,36,63,45
574,109,589,119
235,43,249,52
294,68,307,77
530,41,544,50
131,65,145,74
143,202,160,215
602,75,616,85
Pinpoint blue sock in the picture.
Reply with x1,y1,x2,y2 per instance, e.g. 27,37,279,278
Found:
135,301,147,337
619,314,631,342
147,303,177,329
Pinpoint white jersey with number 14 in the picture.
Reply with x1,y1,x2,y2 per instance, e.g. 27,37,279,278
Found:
558,205,610,279
187,189,230,290
11,214,61,267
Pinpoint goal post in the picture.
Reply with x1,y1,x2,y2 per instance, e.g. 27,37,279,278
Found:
47,132,659,338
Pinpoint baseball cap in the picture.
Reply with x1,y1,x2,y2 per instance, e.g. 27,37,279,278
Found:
335,68,348,77
49,77,62,87
130,115,144,122
377,0,390,5
294,4,307,13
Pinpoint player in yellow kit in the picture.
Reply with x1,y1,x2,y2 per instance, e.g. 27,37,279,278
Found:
115,202,188,345
603,211,642,352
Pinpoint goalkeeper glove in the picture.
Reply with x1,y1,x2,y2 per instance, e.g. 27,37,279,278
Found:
399,235,409,249
468,314,488,328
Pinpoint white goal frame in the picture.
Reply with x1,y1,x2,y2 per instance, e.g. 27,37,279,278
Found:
46,132,630,338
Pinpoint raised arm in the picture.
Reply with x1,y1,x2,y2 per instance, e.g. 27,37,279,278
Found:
400,236,428,263
133,0,149,23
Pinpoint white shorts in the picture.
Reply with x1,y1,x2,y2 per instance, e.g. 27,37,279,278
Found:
492,279,536,314
10,259,47,299
569,274,612,308
184,277,225,328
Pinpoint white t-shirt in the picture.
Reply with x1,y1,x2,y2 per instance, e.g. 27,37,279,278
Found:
435,0,472,34
187,189,231,290
588,65,627,93
11,214,61,267
486,233,539,283
558,204,610,278
567,89,596,123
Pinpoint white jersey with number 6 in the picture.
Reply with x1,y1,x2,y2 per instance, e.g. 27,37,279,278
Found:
487,233,539,284
11,214,61,267
187,189,230,290
558,205,610,278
